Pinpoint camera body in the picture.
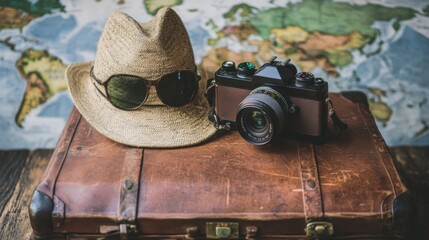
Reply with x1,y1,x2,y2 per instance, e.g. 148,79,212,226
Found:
213,57,329,145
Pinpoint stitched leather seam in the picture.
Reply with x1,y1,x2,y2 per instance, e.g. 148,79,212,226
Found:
38,108,82,198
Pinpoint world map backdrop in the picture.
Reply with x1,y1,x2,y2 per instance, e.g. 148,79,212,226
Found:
1,0,429,149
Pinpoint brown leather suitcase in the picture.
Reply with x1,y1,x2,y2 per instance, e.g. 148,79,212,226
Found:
29,92,415,239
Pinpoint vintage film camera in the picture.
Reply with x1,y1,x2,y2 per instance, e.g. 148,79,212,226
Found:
209,56,329,145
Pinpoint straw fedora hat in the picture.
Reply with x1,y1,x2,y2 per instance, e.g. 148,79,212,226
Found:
66,8,217,148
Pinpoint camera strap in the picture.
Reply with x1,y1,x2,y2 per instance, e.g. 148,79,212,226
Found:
326,98,348,136
205,79,231,130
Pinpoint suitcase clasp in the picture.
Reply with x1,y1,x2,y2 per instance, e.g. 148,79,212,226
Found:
206,222,239,239
100,223,137,239
305,221,334,239
216,226,231,238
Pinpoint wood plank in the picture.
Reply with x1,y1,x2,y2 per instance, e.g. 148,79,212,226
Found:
390,146,429,239
0,149,52,240
0,150,29,215
390,146,429,197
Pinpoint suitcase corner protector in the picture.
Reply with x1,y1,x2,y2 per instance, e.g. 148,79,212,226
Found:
29,190,54,238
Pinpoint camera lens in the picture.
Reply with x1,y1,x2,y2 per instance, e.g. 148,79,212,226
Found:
244,110,269,136
236,87,289,145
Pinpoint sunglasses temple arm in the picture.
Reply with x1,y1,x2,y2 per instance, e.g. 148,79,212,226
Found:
92,82,110,100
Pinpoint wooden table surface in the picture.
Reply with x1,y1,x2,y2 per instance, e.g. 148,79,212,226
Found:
0,147,428,239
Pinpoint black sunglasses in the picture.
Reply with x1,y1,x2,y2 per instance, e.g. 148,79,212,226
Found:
90,67,201,110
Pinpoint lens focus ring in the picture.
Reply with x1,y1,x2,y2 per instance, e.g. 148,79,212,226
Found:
250,87,289,111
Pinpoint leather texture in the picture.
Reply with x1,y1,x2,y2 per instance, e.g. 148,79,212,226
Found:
31,92,409,239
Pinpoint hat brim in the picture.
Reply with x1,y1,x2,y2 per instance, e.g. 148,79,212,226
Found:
66,62,217,148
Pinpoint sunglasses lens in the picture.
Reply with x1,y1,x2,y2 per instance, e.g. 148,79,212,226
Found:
157,71,197,107
106,75,147,109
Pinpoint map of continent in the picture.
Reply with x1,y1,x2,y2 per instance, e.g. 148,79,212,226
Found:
200,0,419,125
0,0,428,149
15,49,66,126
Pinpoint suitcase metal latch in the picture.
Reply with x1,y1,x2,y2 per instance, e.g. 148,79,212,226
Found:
99,224,137,240
206,222,239,239
305,221,334,239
